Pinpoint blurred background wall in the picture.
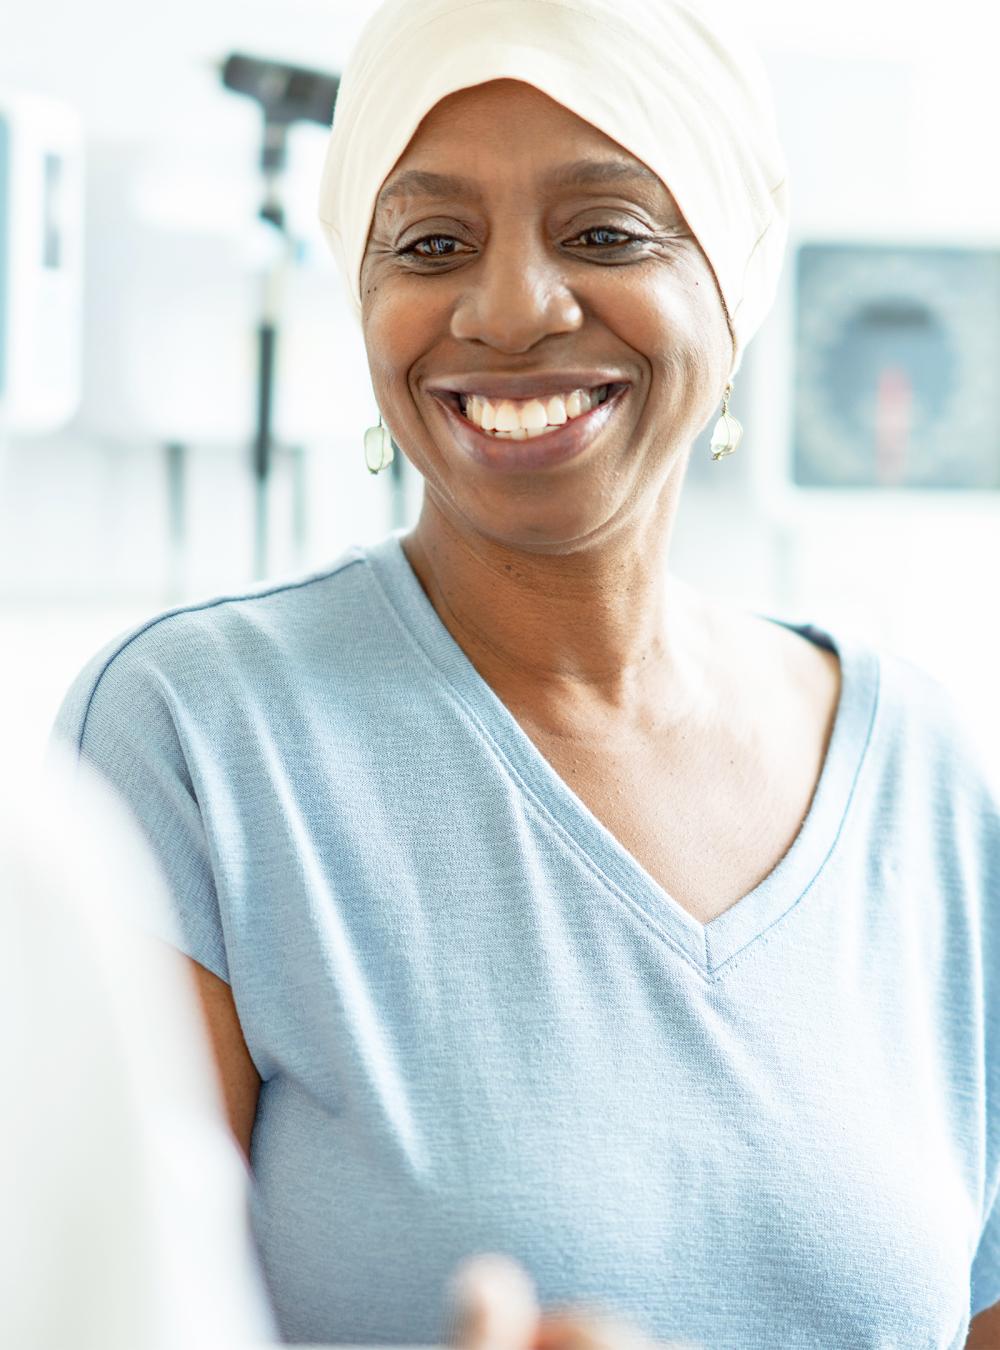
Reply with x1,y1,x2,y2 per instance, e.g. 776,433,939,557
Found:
1,0,998,771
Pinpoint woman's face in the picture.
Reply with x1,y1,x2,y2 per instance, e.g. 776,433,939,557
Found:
360,78,732,552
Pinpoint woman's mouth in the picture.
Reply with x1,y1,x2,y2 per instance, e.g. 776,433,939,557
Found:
431,383,630,472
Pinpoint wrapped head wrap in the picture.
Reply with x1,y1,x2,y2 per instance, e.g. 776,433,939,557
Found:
317,0,789,377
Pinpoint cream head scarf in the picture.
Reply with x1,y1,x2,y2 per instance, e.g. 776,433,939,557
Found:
317,0,789,377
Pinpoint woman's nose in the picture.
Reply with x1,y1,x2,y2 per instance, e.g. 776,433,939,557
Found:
449,234,584,352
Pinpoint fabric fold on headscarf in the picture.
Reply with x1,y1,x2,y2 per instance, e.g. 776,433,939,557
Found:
317,0,789,376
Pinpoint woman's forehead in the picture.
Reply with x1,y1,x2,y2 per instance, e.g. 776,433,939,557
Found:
407,78,622,152
377,80,669,210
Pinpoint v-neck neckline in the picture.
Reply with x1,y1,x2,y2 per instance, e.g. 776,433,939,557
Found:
363,528,881,976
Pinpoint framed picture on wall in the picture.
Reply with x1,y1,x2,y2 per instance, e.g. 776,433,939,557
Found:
793,243,1000,490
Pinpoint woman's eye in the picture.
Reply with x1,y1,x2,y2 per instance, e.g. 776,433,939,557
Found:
571,226,644,250
397,235,464,260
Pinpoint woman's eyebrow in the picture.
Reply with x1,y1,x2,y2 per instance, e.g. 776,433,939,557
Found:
375,158,665,210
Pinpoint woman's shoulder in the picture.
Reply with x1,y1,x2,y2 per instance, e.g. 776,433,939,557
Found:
869,640,999,794
722,593,998,809
775,612,1000,890
818,621,1000,847
53,543,372,752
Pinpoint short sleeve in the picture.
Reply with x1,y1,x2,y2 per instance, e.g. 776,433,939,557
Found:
49,625,230,983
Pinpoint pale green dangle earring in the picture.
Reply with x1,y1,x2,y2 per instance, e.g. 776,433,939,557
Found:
709,382,743,461
364,412,395,474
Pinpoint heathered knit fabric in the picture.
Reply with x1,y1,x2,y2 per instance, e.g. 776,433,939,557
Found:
53,528,1000,1350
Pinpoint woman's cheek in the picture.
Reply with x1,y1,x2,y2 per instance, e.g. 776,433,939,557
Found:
365,285,426,366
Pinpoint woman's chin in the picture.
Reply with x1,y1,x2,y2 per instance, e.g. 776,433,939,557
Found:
442,494,633,556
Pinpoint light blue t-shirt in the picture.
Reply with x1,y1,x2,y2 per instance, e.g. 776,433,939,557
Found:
53,528,1000,1350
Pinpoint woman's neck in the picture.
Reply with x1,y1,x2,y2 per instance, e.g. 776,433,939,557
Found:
399,508,714,729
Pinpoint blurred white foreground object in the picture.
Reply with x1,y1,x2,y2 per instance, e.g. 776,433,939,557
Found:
0,746,276,1348
0,90,84,436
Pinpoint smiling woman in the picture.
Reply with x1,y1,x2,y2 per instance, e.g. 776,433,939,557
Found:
359,81,732,505
51,0,1000,1348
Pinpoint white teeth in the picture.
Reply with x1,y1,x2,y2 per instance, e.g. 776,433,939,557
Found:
459,385,611,434
494,401,522,432
545,395,568,426
520,400,549,430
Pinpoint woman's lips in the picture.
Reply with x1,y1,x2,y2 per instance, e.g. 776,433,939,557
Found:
431,385,630,472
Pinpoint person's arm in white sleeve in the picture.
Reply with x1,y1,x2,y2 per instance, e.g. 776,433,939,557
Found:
0,747,277,1350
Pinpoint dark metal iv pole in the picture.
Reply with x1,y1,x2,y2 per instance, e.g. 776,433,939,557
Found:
219,53,340,579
